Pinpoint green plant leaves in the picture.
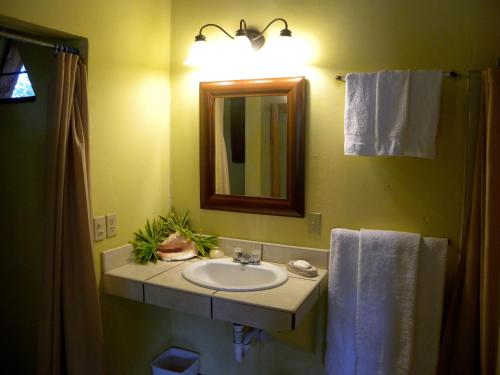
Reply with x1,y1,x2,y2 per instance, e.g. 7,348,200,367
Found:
130,218,165,264
130,208,218,264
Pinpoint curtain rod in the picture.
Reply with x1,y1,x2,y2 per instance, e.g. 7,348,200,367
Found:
0,30,79,55
334,70,464,82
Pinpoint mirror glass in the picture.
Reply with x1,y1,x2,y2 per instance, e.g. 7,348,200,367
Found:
214,96,288,199
200,76,305,217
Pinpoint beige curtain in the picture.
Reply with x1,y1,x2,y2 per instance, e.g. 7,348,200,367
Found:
438,68,500,375
214,98,231,194
38,52,104,375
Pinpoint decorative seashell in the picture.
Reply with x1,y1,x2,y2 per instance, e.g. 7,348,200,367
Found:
157,231,198,261
157,247,197,261
157,231,192,252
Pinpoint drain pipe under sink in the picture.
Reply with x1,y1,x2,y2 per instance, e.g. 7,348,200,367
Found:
233,323,263,363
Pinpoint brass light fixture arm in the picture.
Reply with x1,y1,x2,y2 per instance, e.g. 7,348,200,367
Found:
197,23,234,40
239,19,247,33
260,18,290,36
191,18,291,51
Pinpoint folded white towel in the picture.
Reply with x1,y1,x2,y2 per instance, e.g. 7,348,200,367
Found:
343,73,378,155
356,229,420,375
404,71,443,158
326,229,360,375
344,70,442,158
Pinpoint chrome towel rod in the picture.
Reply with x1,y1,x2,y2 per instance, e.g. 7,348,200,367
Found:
335,71,463,82
0,29,79,55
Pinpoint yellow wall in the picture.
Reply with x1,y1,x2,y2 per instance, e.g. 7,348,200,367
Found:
0,1,172,374
170,0,500,249
1,0,172,255
245,97,263,196
2,0,500,374
168,0,500,374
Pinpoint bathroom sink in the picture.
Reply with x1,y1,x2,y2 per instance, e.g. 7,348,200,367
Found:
182,258,288,291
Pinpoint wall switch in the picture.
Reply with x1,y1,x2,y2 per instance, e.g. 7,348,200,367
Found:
93,216,106,241
106,213,117,238
308,212,322,234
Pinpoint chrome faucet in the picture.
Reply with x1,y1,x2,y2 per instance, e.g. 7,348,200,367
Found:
233,247,261,265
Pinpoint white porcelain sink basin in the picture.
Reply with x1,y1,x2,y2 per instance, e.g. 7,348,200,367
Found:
182,258,288,291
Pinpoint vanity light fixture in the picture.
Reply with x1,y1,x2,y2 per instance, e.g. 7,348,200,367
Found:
184,18,293,66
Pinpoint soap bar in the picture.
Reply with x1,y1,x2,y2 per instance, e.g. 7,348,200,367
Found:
287,260,318,278
209,248,225,259
292,260,312,270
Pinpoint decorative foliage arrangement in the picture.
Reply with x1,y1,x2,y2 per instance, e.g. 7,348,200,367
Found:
130,208,218,264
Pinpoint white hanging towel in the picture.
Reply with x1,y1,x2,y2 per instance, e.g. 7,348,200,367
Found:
356,229,420,375
325,228,360,375
411,237,448,375
344,70,442,158
326,228,448,375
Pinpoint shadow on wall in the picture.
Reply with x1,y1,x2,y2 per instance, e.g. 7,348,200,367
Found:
167,294,328,375
0,27,87,373
99,291,173,375
0,41,53,375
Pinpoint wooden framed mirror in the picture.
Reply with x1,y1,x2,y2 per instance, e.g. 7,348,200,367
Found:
200,76,305,217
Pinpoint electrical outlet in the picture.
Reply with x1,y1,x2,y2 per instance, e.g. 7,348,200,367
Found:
308,212,322,234
93,216,106,241
106,213,117,238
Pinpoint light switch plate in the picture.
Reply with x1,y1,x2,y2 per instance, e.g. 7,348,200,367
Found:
106,213,117,238
308,212,322,234
93,216,106,241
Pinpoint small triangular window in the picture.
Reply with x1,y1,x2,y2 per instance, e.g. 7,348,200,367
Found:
0,42,36,104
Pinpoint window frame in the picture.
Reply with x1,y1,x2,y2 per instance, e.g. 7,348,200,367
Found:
0,41,36,105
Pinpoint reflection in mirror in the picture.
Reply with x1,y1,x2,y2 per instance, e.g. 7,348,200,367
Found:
200,76,305,217
214,96,288,199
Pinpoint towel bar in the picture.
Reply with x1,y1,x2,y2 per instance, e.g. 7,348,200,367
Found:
334,70,464,82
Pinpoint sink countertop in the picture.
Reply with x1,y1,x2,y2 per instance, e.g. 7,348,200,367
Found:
102,243,328,331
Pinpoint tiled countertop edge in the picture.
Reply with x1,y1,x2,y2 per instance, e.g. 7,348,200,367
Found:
101,237,329,273
101,239,329,331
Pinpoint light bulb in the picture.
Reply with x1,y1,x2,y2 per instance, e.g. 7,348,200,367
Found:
277,35,296,61
184,39,209,66
232,35,253,60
